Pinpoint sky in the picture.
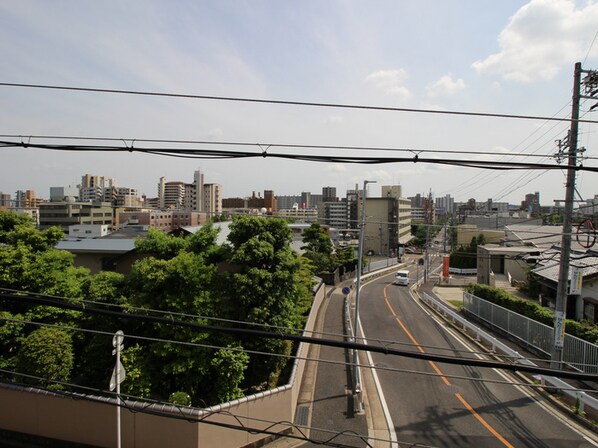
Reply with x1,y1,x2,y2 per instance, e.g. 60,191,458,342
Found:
1,0,597,206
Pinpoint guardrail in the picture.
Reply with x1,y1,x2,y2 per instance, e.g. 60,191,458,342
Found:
421,292,598,418
463,293,598,374
448,267,477,275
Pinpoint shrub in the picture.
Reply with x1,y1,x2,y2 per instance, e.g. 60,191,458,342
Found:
465,284,598,343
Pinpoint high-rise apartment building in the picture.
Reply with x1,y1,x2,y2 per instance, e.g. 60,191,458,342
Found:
264,190,277,213
435,194,455,216
521,192,540,217
203,183,223,217
317,201,348,228
158,170,207,212
14,190,42,208
80,174,117,203
0,192,11,209
322,187,337,202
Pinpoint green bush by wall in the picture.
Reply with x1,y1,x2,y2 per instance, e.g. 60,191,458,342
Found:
465,283,598,344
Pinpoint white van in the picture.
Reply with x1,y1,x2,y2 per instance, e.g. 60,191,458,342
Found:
395,270,410,286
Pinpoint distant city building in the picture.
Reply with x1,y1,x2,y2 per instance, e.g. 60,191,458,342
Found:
521,192,540,217
119,210,206,231
264,189,277,213
116,187,142,207
80,174,117,203
39,201,113,231
161,179,186,209
410,207,427,223
345,187,359,230
276,207,318,222
435,194,454,216
322,186,337,202
15,190,42,208
68,224,111,238
203,183,223,217
50,186,79,202
275,195,301,210
0,192,11,210
358,185,412,256
222,197,247,209
409,193,425,209
318,201,348,228
158,170,219,213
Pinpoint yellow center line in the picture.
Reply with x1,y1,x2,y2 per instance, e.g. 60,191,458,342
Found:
383,284,515,448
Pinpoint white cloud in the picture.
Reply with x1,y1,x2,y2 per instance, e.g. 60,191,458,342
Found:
365,69,411,100
472,0,598,82
427,74,465,97
352,169,393,185
327,163,347,174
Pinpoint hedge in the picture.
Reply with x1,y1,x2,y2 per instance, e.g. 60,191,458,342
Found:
464,283,598,344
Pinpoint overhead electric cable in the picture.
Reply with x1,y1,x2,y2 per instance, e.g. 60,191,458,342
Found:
1,289,597,381
2,317,594,399
2,140,598,172
1,82,598,124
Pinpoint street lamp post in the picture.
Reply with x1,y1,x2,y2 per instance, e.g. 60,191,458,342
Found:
352,180,375,413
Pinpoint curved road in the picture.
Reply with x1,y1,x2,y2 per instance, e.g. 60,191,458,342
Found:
358,267,598,447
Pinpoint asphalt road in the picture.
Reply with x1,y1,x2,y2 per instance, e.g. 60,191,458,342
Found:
358,267,598,448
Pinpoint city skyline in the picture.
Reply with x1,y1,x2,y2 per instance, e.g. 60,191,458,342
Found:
1,1,597,204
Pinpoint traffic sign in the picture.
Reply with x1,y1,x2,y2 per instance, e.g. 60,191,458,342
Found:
342,286,351,295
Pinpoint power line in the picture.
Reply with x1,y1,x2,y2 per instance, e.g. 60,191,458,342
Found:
3,134,590,159
1,288,596,381
8,309,582,374
2,82,598,124
2,140,598,172
2,316,595,402
0,370,385,448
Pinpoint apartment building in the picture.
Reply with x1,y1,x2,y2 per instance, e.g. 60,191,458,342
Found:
359,185,412,257
119,210,206,231
39,201,114,231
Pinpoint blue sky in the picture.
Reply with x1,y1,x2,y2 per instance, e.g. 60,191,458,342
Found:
1,0,597,205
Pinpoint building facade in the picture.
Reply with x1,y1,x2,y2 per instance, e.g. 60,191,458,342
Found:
39,201,114,231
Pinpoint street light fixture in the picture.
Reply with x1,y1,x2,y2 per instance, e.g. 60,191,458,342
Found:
352,180,376,412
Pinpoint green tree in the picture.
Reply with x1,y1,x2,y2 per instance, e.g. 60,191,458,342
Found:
135,228,188,260
204,345,249,404
16,327,73,388
0,211,32,242
224,216,312,388
301,223,333,254
75,272,130,388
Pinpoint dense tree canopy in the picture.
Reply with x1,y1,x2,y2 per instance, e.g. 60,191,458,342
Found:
0,211,316,407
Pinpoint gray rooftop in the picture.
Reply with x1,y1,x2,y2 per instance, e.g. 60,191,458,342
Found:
505,224,586,251
56,238,137,254
532,248,598,283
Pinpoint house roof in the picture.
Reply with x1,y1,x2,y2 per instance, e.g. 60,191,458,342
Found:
505,224,587,251
56,238,137,254
531,248,598,283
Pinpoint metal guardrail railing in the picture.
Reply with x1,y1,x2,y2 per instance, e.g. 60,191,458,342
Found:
421,292,598,417
363,257,399,274
463,293,598,374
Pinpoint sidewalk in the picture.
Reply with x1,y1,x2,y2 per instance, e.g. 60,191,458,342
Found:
266,281,369,447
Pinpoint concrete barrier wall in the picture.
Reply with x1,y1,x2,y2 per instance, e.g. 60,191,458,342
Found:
0,280,328,448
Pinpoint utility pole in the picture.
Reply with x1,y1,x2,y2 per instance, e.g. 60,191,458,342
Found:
550,62,597,368
352,180,375,413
